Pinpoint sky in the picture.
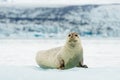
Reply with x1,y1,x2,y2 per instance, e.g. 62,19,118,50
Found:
0,0,120,5
0,0,120,7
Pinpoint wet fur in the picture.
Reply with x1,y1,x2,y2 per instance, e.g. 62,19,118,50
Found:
36,32,88,69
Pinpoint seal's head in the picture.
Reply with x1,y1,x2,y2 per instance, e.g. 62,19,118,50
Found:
66,32,81,47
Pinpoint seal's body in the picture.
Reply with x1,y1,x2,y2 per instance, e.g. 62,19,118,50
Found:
36,47,61,69
36,32,88,69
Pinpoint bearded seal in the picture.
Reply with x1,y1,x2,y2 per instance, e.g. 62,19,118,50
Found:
36,32,88,69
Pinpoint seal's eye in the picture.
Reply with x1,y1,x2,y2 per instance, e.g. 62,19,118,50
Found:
68,34,71,37
75,34,78,37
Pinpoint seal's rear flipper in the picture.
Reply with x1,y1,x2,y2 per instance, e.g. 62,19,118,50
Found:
81,64,88,68
78,62,88,68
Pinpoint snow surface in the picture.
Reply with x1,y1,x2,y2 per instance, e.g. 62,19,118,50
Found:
0,39,120,80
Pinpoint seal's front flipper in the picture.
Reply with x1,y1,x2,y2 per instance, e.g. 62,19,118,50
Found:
57,59,65,70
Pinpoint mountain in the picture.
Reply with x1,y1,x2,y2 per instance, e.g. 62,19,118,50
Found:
0,4,120,38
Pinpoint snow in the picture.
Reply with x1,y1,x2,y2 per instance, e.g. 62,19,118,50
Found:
0,4,120,38
0,39,120,80
0,66,120,80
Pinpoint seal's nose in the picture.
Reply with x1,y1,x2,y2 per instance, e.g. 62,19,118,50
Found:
68,32,78,39
70,35,73,38
70,34,75,39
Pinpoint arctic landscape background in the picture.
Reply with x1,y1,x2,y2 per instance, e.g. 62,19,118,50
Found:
0,0,120,80
0,4,120,38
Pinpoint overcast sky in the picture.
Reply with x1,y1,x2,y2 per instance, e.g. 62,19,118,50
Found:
0,0,120,5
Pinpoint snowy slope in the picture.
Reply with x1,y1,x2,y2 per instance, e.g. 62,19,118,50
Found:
0,39,120,67
0,39,120,80
0,4,120,38
0,66,120,80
